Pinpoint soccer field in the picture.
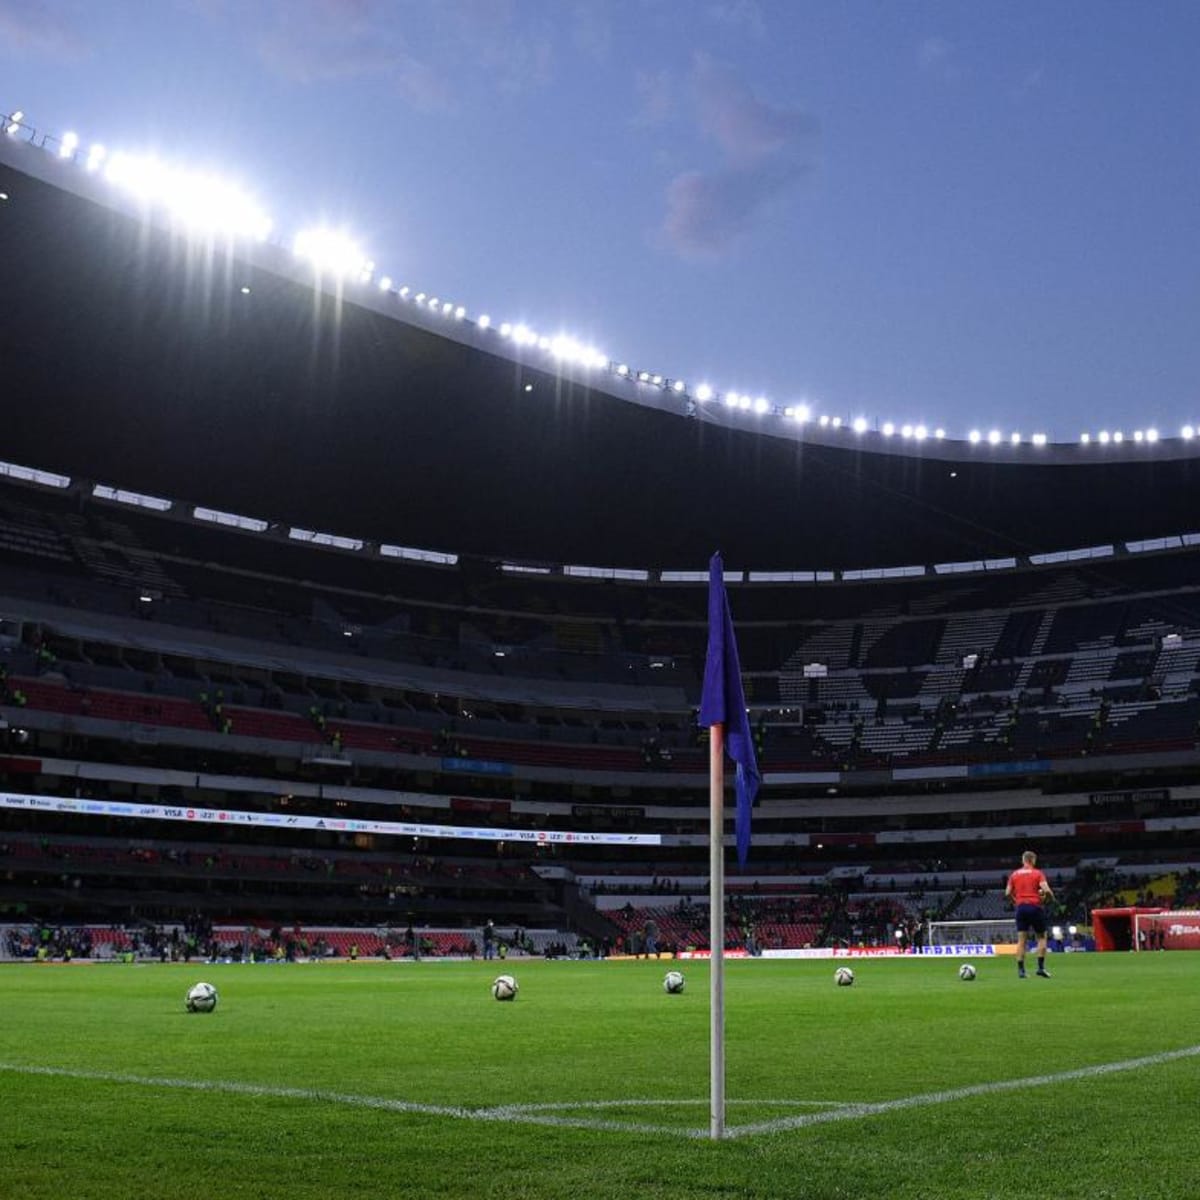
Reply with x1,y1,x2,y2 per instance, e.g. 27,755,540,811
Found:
3,955,1198,1199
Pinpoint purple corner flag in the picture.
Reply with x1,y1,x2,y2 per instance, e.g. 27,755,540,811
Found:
698,552,761,866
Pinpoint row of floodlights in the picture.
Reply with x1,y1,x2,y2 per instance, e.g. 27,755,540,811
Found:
7,109,1200,448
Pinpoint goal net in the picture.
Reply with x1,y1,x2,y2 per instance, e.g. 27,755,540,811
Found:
926,918,1016,947
1132,911,1200,951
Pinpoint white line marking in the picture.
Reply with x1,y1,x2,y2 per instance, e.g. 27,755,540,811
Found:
4,1044,1198,1141
723,1043,1200,1139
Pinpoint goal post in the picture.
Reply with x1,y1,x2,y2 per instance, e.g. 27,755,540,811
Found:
1132,911,1200,951
926,918,1016,948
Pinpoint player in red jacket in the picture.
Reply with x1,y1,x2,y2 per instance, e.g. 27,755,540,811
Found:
1005,850,1055,978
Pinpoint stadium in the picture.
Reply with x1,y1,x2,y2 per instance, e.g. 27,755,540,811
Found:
2,110,1200,1200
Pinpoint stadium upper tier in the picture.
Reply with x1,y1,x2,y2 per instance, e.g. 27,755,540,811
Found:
4,131,1200,572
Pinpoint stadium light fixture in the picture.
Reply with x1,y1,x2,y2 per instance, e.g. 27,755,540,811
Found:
1113,431,1124,443
477,314,491,329
738,395,752,411
652,374,664,386
853,417,868,434
831,416,842,429
616,363,629,376
428,296,439,309
1010,432,1021,445
1146,428,1159,443
86,143,106,171
637,370,651,383
695,383,713,402
454,306,466,319
105,152,273,241
987,429,1001,445
239,285,251,295
1182,425,1195,440
914,425,927,440
968,430,981,444
1080,433,1090,444
442,301,454,314
398,286,410,298
293,228,370,276
725,392,739,408
5,110,23,135
1098,430,1111,444
754,397,769,415
378,276,392,291
672,379,686,393
1032,433,1047,446
882,422,895,437
934,428,946,439
59,130,79,159
900,424,913,439
818,414,830,427
1134,430,1144,443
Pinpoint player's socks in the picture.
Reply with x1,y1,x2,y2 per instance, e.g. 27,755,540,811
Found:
1018,964,1026,977
1036,957,1050,977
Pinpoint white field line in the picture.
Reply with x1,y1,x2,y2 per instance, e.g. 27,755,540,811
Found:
722,1042,1200,1139
4,1045,1199,1141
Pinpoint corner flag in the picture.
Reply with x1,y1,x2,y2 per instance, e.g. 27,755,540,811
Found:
698,552,760,866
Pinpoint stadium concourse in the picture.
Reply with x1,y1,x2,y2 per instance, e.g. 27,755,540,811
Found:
3,121,1200,963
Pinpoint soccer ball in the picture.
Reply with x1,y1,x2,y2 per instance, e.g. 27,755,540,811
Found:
834,966,855,987
185,981,218,1013
958,963,977,981
663,970,685,994
491,974,518,1001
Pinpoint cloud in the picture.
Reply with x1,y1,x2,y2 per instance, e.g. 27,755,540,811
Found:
660,55,817,260
0,0,88,59
663,162,801,259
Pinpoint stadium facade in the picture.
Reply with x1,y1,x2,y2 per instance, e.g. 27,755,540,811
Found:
2,119,1198,961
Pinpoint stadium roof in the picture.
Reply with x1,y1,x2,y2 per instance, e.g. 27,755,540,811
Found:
4,132,1200,573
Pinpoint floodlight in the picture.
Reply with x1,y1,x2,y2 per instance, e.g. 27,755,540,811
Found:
695,383,713,402
5,110,23,135
477,314,491,329
1080,433,1090,444
294,228,371,276
900,424,913,439
86,144,106,171
831,416,842,429
637,370,651,382
881,422,895,437
1134,430,1144,443
378,276,392,291
59,130,79,159
1182,425,1194,440
538,336,551,351
1113,431,1124,443
672,379,685,393
738,395,752,410
1011,432,1020,445
499,322,512,336
428,296,439,309
239,285,251,295
987,430,1001,445
1032,433,1047,446
914,425,927,440
968,430,981,444
754,397,769,414
454,306,465,319
725,392,739,408
818,414,830,427
1146,428,1159,443
442,301,454,314
652,374,664,386
1098,431,1110,444
934,428,946,439
616,363,629,376
399,286,410,298
793,403,810,423
852,417,868,434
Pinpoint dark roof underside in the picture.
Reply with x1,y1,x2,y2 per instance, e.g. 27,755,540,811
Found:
4,155,1200,571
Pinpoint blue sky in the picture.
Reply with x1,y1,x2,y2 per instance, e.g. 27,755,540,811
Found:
3,0,1199,440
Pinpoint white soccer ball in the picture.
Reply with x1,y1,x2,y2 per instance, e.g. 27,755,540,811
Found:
185,981,218,1013
834,966,855,987
491,974,518,1001
958,963,977,981
663,970,685,994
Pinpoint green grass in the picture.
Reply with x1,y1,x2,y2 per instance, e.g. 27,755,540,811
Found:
2,954,1199,1199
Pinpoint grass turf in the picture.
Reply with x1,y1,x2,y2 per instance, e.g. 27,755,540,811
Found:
2,953,1198,1199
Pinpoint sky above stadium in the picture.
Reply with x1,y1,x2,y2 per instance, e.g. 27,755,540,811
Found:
3,1,1199,441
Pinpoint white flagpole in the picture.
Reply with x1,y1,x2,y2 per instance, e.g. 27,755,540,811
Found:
709,720,726,1141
